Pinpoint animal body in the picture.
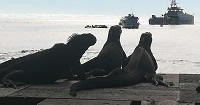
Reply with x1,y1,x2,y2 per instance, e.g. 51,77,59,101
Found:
122,32,157,69
0,33,96,88
69,32,169,97
82,25,127,77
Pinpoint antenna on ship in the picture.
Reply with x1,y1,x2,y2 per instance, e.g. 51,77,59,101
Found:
131,7,133,16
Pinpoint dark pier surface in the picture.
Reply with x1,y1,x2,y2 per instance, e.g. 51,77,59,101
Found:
1,74,200,105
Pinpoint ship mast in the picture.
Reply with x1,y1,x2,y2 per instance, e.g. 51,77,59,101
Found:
131,7,133,16
171,0,178,7
169,0,183,11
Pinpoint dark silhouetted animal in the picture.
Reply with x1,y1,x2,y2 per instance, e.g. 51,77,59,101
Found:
69,32,170,97
0,33,96,88
122,32,157,69
82,25,127,77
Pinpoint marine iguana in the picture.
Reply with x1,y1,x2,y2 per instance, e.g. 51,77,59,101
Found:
82,25,127,77
0,33,96,88
69,32,170,97
122,32,157,69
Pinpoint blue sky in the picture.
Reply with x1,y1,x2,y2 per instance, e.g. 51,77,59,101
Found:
0,0,199,19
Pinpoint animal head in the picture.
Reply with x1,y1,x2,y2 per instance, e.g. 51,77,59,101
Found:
138,32,152,48
65,33,97,58
67,33,96,50
107,25,122,42
67,33,97,58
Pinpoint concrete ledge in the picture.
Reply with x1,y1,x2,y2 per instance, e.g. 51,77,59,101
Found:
0,74,199,105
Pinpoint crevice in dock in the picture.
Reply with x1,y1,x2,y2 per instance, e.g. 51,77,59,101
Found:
0,97,45,105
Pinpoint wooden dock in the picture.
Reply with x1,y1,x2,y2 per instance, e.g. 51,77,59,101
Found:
0,74,200,105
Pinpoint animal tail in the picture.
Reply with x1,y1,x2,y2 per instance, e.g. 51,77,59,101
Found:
69,74,136,97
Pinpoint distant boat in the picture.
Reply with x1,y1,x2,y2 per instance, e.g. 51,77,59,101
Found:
149,0,194,25
85,25,108,28
119,13,139,29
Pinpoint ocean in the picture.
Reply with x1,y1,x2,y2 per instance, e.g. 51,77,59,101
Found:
0,15,200,74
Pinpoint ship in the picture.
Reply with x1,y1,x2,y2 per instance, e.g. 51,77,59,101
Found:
119,13,139,29
149,0,194,25
85,25,107,28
